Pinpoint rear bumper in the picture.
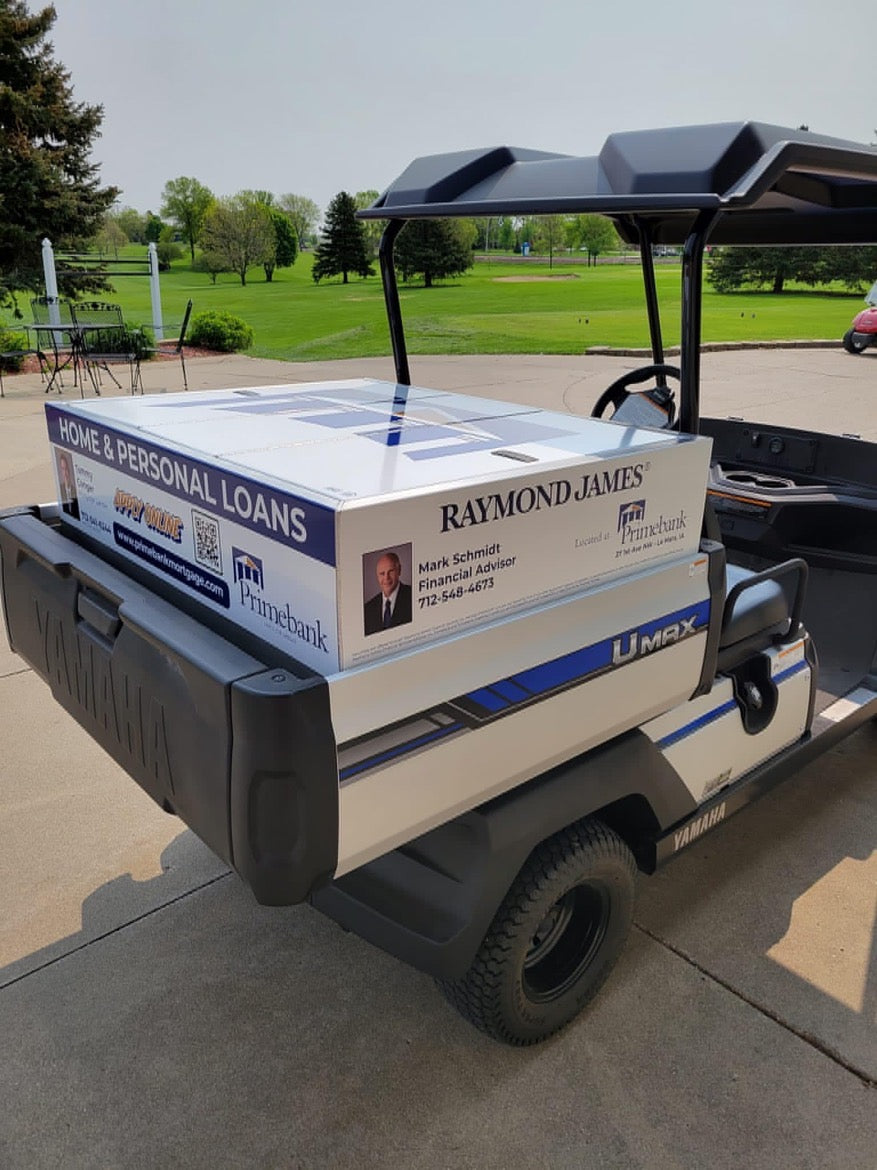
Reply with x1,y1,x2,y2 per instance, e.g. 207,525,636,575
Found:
0,505,339,905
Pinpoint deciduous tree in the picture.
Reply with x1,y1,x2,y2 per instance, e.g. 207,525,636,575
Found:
311,191,373,284
113,207,146,243
240,191,298,281
279,194,320,250
191,249,229,284
95,216,127,258
0,0,118,310
354,190,383,258
529,216,568,269
264,208,297,281
161,176,214,262
566,215,619,265
200,194,275,286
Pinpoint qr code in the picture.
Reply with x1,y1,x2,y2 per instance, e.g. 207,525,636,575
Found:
192,509,222,573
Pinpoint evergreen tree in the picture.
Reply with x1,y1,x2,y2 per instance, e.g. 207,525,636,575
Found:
311,191,373,284
0,1,118,310
394,219,474,287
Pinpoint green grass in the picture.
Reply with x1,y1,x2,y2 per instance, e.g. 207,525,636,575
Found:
4,250,865,361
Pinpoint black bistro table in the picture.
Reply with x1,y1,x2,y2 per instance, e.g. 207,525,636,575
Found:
27,322,88,395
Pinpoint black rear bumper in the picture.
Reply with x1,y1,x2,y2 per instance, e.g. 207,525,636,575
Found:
0,506,338,905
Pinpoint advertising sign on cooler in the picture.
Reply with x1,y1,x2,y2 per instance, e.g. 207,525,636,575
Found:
46,379,711,673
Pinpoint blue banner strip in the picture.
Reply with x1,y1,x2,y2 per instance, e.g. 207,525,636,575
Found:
113,522,230,607
46,405,336,567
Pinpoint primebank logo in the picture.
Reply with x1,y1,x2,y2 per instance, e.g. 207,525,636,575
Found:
232,547,264,588
618,499,646,531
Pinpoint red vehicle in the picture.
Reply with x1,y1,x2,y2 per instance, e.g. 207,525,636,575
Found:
843,280,877,353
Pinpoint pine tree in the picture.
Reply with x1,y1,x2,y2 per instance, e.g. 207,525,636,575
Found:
0,1,119,310
311,191,373,284
394,219,474,288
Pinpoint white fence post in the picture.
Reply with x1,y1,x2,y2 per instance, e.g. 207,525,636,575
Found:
148,243,164,340
41,238,61,335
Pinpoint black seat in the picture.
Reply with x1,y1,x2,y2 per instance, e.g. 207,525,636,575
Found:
716,561,808,673
720,564,789,649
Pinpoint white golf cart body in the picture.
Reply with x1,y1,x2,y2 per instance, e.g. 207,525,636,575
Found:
1,121,875,1040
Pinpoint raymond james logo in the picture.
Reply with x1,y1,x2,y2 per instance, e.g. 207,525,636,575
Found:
618,499,646,531
440,462,647,533
232,547,264,587
232,545,328,654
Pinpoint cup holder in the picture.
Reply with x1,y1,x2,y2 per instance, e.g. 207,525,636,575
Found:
724,470,796,490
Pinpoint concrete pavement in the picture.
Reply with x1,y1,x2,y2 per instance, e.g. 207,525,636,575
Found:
0,349,875,1168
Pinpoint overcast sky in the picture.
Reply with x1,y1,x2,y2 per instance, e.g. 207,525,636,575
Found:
48,0,873,219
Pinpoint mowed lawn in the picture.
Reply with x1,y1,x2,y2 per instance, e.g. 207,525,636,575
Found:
5,251,865,361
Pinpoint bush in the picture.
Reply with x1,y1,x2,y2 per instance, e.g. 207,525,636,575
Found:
188,310,253,352
0,327,30,371
85,323,153,361
156,240,183,270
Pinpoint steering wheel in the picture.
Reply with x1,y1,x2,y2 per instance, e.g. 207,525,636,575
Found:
591,363,681,424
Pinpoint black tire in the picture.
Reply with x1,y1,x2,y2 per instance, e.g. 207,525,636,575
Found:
438,818,637,1045
842,329,870,354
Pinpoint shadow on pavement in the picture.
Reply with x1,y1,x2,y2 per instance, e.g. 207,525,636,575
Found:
635,721,877,1081
1,753,875,1169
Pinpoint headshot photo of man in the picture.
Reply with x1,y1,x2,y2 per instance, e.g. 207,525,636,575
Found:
55,448,79,520
363,547,412,636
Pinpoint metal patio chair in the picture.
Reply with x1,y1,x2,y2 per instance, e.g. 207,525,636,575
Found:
71,301,142,394
30,296,79,393
140,299,193,391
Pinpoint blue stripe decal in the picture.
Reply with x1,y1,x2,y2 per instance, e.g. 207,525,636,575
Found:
466,687,509,712
658,700,737,749
341,598,712,783
773,659,808,684
493,678,534,703
339,721,463,781
470,599,711,710
658,656,809,749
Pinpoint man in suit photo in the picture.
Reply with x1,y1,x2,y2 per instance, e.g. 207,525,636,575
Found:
56,449,80,520
364,549,412,636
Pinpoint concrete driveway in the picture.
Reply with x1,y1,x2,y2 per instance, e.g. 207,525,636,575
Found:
0,350,875,1168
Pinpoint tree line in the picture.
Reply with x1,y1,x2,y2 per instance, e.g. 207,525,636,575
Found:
707,246,877,294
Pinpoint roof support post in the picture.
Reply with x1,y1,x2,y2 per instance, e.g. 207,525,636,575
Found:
679,210,720,434
379,220,410,386
635,220,665,373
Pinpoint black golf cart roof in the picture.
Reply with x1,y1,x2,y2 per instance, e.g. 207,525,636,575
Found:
362,121,877,245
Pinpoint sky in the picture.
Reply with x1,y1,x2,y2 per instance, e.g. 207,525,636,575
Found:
47,0,874,221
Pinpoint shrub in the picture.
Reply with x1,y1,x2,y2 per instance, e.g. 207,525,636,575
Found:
0,327,30,371
156,240,183,270
85,323,153,361
188,310,253,352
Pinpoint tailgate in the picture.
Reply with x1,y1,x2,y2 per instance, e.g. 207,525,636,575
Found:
0,506,338,905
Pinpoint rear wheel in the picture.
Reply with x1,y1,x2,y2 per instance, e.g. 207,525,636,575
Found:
438,818,637,1045
843,329,870,354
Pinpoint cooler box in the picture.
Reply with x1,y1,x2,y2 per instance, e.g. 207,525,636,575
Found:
45,379,711,672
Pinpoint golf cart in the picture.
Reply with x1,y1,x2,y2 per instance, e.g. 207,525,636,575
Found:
1,122,876,1046
843,279,877,352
